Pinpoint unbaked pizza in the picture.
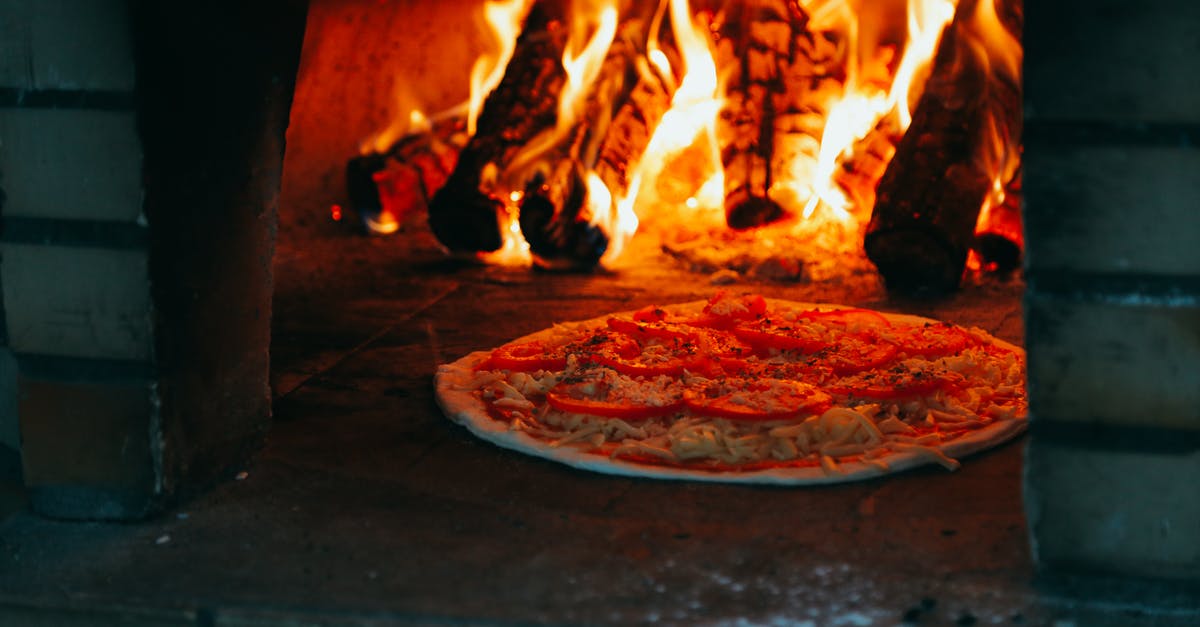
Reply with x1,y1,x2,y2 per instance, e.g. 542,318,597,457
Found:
435,292,1027,484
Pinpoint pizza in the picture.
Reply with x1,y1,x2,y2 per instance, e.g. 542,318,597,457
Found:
435,292,1027,485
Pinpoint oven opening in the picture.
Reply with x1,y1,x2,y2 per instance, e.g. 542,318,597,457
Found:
1,0,1197,623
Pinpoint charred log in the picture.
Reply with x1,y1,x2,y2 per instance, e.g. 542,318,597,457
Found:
519,160,608,269
716,0,798,230
516,8,665,269
773,13,846,217
864,0,1022,294
428,5,566,253
346,118,465,233
974,169,1022,272
593,56,671,216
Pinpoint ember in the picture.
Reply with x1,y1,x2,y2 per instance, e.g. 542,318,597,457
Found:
347,0,1023,291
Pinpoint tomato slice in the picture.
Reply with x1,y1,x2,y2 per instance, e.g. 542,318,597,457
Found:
565,330,641,361
546,378,683,420
606,317,696,343
686,292,769,329
827,366,966,399
485,340,567,372
632,305,670,323
821,335,899,375
684,379,832,421
889,322,977,359
732,322,829,353
796,307,893,329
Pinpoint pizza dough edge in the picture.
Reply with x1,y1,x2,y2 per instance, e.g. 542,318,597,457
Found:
433,300,1028,486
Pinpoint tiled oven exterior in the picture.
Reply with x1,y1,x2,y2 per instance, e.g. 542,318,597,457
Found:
0,0,307,518
1022,0,1200,579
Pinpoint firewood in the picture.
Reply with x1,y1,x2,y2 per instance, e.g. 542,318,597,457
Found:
716,0,798,229
772,12,846,214
428,5,567,253
346,118,466,233
517,4,673,270
974,169,1022,272
516,15,649,269
864,0,1022,294
593,55,671,219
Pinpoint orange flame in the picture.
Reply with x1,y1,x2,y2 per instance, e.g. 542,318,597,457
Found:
969,0,1023,252
469,0,534,137
888,0,958,131
374,0,1023,271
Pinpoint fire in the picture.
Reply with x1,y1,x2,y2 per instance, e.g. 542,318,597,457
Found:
968,0,1023,258
469,0,534,137
363,0,1024,274
888,0,958,130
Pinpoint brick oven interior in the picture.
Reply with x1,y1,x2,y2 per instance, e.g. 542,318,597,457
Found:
1,0,1197,624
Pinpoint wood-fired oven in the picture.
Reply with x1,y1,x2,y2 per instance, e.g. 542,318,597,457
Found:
0,0,1196,623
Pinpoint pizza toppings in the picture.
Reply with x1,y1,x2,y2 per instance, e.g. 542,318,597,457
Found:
453,293,1027,478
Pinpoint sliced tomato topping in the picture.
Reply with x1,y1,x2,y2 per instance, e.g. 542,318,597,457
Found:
484,340,567,372
827,367,966,399
565,330,641,361
690,327,755,358
684,379,832,421
592,354,695,378
889,322,977,359
732,322,829,353
631,305,670,323
605,317,696,343
796,307,893,329
546,379,683,420
820,335,899,375
685,291,769,329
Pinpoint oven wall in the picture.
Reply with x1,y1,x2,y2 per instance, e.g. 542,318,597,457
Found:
280,0,490,239
0,0,307,520
1023,0,1200,580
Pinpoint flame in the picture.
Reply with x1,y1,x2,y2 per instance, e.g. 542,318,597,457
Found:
969,0,1023,252
888,0,958,131
558,2,619,132
469,0,534,136
970,0,1021,179
478,200,532,266
619,0,725,231
382,0,1024,271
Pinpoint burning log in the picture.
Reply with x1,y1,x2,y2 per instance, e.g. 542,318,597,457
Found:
716,0,798,230
346,118,465,234
974,168,1023,272
594,62,671,205
864,0,1022,294
772,10,847,214
515,2,675,270
516,14,652,269
428,5,566,253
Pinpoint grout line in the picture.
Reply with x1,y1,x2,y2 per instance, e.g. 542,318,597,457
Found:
273,282,461,401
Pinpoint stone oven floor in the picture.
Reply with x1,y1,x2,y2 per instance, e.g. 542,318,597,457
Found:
1,227,1196,626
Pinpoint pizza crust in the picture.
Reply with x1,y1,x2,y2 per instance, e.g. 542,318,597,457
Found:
434,300,1027,485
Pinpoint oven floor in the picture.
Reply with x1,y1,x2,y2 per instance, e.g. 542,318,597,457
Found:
0,227,1193,626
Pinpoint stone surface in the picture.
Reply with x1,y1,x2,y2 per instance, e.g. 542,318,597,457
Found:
0,244,152,361
280,0,494,238
1025,0,1200,122
3,224,1193,624
0,109,143,222
1025,294,1200,430
18,375,158,519
1023,144,1200,276
1026,438,1200,580
0,349,16,450
0,0,135,91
